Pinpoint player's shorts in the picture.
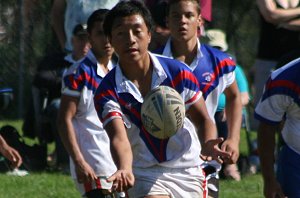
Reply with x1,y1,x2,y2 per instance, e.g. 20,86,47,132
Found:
128,165,206,198
201,161,222,198
277,145,300,197
74,177,112,197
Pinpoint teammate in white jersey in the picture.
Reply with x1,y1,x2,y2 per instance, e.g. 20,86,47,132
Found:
93,1,230,197
57,9,118,198
255,58,300,198
154,1,242,197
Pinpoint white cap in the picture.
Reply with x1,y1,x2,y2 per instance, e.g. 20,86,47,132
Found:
206,29,228,52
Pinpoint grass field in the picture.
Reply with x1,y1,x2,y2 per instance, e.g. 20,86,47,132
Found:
0,120,264,198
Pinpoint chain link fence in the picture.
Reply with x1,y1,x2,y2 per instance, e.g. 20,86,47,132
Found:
0,0,60,118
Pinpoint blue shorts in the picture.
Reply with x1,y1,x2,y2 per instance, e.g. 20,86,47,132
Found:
277,145,300,197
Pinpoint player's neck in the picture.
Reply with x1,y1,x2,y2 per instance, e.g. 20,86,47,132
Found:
171,37,198,65
120,53,152,96
120,53,150,79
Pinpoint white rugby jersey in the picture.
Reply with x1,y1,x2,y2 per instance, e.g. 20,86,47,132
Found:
255,58,300,154
160,38,236,121
62,50,117,179
94,53,204,168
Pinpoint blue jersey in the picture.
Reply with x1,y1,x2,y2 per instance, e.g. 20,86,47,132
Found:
94,53,203,168
255,58,300,154
157,39,236,120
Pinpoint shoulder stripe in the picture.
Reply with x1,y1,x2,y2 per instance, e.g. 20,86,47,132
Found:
172,70,199,88
202,58,235,93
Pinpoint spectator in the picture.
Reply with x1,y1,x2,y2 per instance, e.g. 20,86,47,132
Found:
156,1,242,197
206,29,251,181
94,1,230,197
57,9,120,198
252,0,300,129
50,0,119,52
0,135,22,169
255,58,300,198
23,23,90,171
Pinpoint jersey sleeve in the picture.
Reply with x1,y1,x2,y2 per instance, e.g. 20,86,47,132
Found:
178,69,203,110
94,81,123,127
254,77,292,125
255,94,291,125
61,63,86,97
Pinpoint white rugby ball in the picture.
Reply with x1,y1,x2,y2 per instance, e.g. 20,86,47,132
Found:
141,86,185,139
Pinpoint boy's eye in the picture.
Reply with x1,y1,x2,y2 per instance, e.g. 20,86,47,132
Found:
186,13,194,18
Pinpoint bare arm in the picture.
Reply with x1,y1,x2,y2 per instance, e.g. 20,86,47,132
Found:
187,97,230,163
51,0,66,51
0,136,22,169
257,122,286,198
279,17,300,30
257,0,300,24
240,92,250,106
57,94,97,183
104,118,134,192
223,80,242,164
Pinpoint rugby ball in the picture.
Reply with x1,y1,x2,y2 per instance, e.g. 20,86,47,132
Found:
141,86,185,139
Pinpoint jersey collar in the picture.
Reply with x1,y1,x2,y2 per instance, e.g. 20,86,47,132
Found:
115,52,167,102
162,37,203,71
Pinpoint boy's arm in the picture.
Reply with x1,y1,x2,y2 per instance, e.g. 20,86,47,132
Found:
223,80,242,164
105,118,134,192
0,135,22,169
257,122,286,198
257,0,300,24
58,94,97,183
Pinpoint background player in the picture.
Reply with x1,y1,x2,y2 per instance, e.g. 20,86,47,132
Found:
57,9,118,197
255,58,300,198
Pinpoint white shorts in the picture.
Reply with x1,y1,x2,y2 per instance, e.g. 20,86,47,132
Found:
128,166,206,198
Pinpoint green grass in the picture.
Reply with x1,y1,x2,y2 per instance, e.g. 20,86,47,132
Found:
220,174,263,198
0,172,80,198
0,120,264,198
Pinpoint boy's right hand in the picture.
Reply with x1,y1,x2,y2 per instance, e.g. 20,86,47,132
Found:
107,169,135,192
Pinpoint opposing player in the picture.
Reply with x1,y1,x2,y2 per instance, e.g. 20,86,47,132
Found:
57,9,118,198
94,1,230,197
255,59,300,198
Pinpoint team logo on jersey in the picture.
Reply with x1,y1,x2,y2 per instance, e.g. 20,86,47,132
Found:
202,72,214,83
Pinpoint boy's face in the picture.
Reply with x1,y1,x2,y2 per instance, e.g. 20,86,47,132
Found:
167,1,202,42
110,14,151,63
89,21,114,58
72,35,90,60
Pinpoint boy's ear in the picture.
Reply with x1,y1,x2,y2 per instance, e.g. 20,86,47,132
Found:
148,31,152,44
198,14,204,27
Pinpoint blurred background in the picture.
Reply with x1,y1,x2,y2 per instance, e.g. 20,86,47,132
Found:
0,0,259,119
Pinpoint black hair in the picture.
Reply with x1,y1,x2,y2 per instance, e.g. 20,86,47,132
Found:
167,0,201,15
87,9,109,33
103,0,154,37
150,1,168,28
